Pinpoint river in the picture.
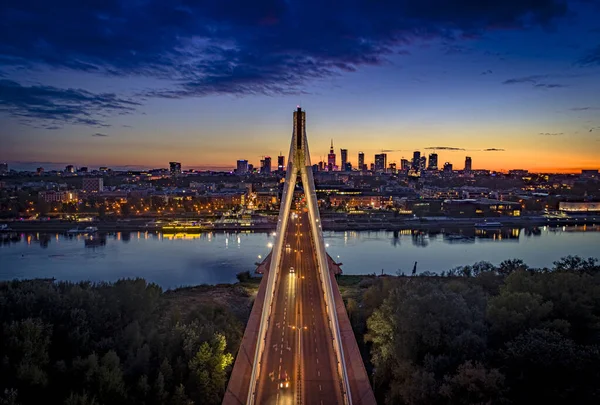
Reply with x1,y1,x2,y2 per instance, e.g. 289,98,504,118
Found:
1,225,598,289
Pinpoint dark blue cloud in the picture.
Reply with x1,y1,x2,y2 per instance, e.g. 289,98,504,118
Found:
0,79,140,127
578,44,600,65
1,1,572,95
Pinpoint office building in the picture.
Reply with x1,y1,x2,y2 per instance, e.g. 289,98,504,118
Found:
278,155,285,172
248,163,254,173
428,153,438,170
340,149,348,171
419,156,427,171
374,153,387,173
0,162,8,174
370,163,375,172
237,159,249,174
38,190,79,203
36,167,44,175
169,162,182,177
327,140,336,171
443,162,453,173
79,167,88,173
465,156,472,172
318,161,325,172
401,159,410,172
389,162,397,174
358,152,365,171
65,165,75,173
412,151,421,169
82,178,104,193
260,156,272,174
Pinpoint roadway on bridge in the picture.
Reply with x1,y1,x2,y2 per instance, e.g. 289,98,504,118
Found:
254,206,344,405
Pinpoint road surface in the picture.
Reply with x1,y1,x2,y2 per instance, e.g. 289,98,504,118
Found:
254,206,344,404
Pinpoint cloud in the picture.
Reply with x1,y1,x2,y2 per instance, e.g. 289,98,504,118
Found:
570,106,600,111
577,45,600,66
480,70,493,75
0,0,572,103
534,83,567,88
424,146,465,151
539,132,564,136
483,148,505,151
502,75,547,84
0,79,140,128
91,133,109,137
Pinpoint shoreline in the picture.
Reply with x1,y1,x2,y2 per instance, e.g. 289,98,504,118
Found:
1,215,598,233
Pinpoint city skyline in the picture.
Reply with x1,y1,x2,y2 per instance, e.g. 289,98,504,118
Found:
1,1,600,173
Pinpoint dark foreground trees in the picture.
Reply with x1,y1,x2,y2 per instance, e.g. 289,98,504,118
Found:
0,279,242,405
361,256,600,404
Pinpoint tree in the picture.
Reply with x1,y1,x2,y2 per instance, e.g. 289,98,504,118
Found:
439,361,505,404
498,259,528,276
487,291,553,340
187,334,233,405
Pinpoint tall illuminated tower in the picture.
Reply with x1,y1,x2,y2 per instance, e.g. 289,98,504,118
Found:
327,140,336,171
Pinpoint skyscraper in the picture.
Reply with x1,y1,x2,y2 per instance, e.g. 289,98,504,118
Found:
278,155,285,172
419,156,427,171
237,159,249,174
261,156,272,174
412,151,421,169
401,159,410,172
428,153,438,170
374,153,387,172
327,140,336,171
340,149,348,171
0,162,7,174
169,162,182,177
358,152,365,171
465,156,472,172
443,162,453,173
389,162,397,174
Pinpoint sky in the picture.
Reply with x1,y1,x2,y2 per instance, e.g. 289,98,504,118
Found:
1,0,600,173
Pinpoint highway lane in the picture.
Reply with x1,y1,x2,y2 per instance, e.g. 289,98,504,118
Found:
255,207,300,405
254,205,343,404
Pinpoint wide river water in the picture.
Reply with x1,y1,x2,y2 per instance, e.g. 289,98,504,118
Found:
1,225,598,289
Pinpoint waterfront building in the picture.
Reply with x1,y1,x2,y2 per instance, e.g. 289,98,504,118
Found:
39,190,79,203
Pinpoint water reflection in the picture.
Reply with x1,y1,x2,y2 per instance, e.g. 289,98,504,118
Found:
1,225,599,288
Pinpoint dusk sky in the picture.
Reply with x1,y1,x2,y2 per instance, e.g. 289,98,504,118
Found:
1,0,600,173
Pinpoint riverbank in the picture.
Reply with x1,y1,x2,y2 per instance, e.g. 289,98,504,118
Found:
1,214,598,233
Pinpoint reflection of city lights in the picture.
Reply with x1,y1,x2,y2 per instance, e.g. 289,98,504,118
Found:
267,242,273,248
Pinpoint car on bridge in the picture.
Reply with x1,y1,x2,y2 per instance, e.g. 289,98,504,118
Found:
289,266,295,273
279,371,290,388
